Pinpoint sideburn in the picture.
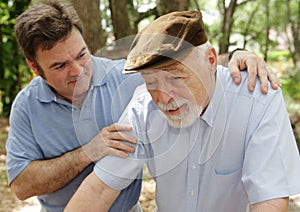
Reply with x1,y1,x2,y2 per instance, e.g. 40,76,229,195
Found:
34,61,46,80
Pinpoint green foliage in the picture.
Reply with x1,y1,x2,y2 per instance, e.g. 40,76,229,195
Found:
268,50,291,61
281,67,300,101
0,0,299,119
281,66,300,151
0,0,32,116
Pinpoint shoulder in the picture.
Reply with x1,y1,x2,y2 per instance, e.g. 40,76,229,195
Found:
92,56,125,79
92,55,125,72
128,84,154,116
11,77,42,108
92,55,144,85
122,84,155,126
9,77,47,125
216,65,281,105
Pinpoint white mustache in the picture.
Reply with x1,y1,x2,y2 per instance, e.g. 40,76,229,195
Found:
157,99,189,111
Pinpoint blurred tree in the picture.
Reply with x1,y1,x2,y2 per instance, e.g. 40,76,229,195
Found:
217,0,257,54
2,0,299,118
156,0,189,16
32,0,106,54
71,0,105,53
217,0,237,54
263,0,271,61
109,0,132,40
232,0,272,61
107,0,191,40
285,0,300,68
0,0,32,116
128,0,157,33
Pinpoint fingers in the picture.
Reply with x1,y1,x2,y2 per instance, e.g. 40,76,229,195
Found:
249,65,282,94
257,65,282,93
246,65,257,93
105,138,135,157
256,63,269,94
82,123,138,161
228,64,242,85
229,50,276,93
266,67,282,90
106,123,133,132
107,148,130,158
106,131,137,145
104,124,137,144
100,123,137,157
103,133,136,158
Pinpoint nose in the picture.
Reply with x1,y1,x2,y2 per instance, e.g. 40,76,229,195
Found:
156,82,174,105
69,61,83,76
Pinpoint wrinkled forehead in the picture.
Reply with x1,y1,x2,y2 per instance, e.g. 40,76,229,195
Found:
140,50,203,78
141,61,187,76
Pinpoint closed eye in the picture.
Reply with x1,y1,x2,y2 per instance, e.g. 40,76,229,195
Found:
167,76,185,84
145,81,157,89
78,51,87,59
54,63,66,70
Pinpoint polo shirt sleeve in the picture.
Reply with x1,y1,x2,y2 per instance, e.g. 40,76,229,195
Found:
94,85,149,190
6,94,44,184
242,90,300,204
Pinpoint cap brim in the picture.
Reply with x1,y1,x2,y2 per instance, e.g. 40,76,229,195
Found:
122,47,193,74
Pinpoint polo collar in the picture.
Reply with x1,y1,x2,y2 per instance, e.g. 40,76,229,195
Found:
35,77,57,103
91,55,109,87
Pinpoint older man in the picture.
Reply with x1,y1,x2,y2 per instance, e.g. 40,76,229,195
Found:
65,11,300,212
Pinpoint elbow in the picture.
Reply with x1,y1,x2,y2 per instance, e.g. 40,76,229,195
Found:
15,194,29,201
10,181,33,201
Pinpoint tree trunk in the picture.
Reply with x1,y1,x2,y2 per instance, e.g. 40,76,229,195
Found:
156,0,190,16
264,0,271,62
241,5,258,49
286,0,300,67
218,0,237,54
71,0,105,54
109,0,133,39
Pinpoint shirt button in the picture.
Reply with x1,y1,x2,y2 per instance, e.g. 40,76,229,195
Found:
191,190,194,196
192,163,196,170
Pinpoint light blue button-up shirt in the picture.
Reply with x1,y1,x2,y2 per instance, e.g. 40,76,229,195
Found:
6,56,144,212
95,65,300,211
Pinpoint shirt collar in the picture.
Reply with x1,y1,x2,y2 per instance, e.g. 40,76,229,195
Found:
201,69,224,127
35,77,57,103
91,55,108,87
198,68,227,164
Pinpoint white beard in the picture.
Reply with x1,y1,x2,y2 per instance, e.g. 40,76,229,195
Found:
157,99,203,128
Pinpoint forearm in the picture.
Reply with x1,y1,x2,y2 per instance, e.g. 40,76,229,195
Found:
65,172,120,212
10,123,136,200
11,146,91,200
250,198,289,212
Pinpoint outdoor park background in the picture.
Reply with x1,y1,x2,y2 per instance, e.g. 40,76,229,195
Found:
0,0,300,211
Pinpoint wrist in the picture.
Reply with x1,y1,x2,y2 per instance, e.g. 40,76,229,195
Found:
73,146,92,167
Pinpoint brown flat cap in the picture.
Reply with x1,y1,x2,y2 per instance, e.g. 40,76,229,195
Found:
123,11,207,74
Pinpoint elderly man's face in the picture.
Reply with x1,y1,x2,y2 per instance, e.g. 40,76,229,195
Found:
141,60,214,128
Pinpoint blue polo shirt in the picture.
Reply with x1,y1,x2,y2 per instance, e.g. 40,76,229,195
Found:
6,56,144,212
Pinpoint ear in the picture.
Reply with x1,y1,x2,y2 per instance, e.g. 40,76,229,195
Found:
206,47,218,70
26,58,40,76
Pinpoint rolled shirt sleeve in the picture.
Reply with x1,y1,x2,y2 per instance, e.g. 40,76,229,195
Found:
94,84,149,190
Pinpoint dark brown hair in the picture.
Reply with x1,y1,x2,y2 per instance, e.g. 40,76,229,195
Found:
14,0,83,62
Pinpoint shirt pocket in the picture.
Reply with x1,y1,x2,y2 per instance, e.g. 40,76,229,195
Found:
203,168,248,212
